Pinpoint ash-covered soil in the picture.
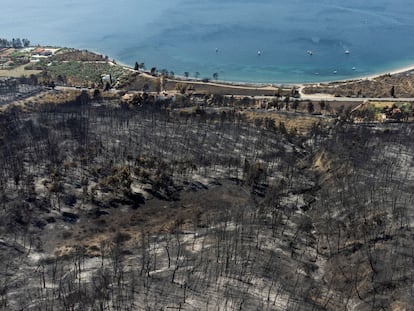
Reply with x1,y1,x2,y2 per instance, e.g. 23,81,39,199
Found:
0,94,412,310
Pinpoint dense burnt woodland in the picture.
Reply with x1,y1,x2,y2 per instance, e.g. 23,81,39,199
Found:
0,93,412,310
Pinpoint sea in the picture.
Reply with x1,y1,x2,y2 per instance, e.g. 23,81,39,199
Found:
2,0,414,84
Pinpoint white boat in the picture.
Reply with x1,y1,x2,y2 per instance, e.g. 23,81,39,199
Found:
345,50,350,54
307,50,313,55
257,50,261,56
352,67,356,70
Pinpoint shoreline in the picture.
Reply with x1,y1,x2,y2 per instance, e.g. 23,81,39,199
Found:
132,62,414,95
355,64,414,81
81,46,414,88
128,60,414,90
4,45,414,90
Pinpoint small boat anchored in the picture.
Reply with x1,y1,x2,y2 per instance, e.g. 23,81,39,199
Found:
307,50,313,55
257,50,261,56
345,50,350,54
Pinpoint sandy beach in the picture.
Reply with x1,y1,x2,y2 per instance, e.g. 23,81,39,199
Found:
136,62,414,99
363,64,414,80
4,44,414,100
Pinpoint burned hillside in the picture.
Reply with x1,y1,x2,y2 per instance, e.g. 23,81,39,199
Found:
0,94,412,310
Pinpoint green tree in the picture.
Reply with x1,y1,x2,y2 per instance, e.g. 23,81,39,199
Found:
213,72,219,80
184,72,189,79
194,71,200,79
11,38,22,48
22,38,30,47
134,62,139,71
160,69,168,76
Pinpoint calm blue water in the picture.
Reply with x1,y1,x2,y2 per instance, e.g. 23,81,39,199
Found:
2,0,414,83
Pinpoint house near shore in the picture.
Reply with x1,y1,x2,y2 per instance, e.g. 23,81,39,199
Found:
31,47,52,57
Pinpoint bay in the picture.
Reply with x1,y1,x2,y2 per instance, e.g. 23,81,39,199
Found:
2,0,414,83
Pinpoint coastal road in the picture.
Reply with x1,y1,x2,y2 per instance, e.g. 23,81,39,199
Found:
53,82,414,104
237,92,414,103
298,94,414,102
138,71,414,103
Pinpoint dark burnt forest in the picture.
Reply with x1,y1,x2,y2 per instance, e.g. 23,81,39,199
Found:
0,92,413,311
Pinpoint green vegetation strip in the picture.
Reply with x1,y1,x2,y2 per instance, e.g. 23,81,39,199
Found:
45,61,128,83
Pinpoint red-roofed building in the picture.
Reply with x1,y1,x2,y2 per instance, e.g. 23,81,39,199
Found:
32,47,45,55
